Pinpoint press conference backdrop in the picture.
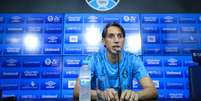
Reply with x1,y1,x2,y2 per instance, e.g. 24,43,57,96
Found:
0,13,200,99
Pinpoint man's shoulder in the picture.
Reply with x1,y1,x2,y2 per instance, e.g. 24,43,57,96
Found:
123,51,139,58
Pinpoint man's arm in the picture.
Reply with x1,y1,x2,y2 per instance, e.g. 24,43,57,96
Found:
120,76,157,101
136,76,158,100
73,78,97,101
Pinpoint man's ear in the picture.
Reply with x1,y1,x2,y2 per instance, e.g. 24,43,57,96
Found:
102,38,106,47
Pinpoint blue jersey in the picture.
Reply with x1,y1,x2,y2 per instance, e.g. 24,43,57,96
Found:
84,50,149,92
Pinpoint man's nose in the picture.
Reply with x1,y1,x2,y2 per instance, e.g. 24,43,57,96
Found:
114,36,119,42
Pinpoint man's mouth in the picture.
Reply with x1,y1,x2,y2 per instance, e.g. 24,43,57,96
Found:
112,46,120,48
112,46,121,53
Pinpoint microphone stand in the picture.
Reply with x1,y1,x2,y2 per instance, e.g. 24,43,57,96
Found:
117,52,121,98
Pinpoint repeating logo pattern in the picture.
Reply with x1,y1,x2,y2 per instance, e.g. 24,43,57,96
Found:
0,13,201,99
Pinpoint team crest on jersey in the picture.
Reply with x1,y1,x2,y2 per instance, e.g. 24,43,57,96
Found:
85,0,120,11
122,69,128,78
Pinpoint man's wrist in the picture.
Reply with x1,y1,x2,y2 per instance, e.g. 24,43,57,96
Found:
132,91,139,101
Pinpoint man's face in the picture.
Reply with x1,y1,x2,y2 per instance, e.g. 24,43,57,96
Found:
103,26,125,54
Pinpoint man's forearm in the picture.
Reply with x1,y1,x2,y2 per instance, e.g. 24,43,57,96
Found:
136,87,158,100
91,90,97,101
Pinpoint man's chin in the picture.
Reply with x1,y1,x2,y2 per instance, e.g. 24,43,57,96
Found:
111,50,119,55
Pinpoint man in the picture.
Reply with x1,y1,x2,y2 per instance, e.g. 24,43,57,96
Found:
74,22,158,101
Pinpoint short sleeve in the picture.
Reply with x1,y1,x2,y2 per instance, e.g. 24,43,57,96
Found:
132,56,149,81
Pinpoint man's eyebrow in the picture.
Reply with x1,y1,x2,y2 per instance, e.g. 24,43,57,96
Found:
108,32,122,34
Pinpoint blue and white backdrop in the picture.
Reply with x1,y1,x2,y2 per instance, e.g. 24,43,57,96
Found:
0,13,200,99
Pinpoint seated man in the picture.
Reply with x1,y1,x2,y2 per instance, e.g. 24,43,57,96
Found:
74,22,158,101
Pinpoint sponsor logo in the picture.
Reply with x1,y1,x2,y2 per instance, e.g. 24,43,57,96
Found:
161,27,178,33
162,36,179,44
64,71,78,77
67,80,76,88
2,71,19,78
182,47,197,54
181,26,196,33
166,58,179,66
147,35,156,43
3,58,20,67
69,35,78,43
44,58,59,67
146,59,161,66
20,95,38,99
125,27,139,33
64,46,82,54
27,26,42,33
42,71,60,78
189,35,196,42
122,16,138,23
65,26,82,33
166,82,184,89
84,46,100,53
47,35,60,44
142,16,158,23
66,59,81,66
86,0,120,11
41,95,58,99
103,17,120,23
7,27,24,33
9,16,24,23
22,70,40,78
148,70,162,77
44,47,61,54
164,47,179,54
46,16,61,23
21,81,38,90
183,59,196,67
179,17,196,23
23,59,41,67
5,47,21,54
142,26,158,33
45,27,62,33
168,93,184,99
86,15,100,23
144,47,161,54
27,17,44,23
161,16,176,23
66,16,82,23
166,71,182,77
45,81,56,89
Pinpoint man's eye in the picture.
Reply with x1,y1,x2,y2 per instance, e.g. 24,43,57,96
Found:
118,34,123,38
108,35,114,38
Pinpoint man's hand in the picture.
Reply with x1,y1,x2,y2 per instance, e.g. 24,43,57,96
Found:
120,90,139,101
97,88,119,101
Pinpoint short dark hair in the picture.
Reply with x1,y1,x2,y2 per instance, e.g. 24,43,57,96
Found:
102,22,125,38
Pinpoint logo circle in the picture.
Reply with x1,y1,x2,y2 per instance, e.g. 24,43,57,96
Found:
86,0,120,11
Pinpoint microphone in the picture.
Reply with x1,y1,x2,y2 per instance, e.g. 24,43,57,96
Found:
115,47,121,54
116,47,121,98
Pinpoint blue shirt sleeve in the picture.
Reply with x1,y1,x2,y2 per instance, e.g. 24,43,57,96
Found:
132,55,149,81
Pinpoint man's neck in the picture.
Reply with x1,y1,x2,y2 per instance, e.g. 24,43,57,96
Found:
107,51,121,64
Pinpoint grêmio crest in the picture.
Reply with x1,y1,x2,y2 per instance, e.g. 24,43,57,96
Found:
86,0,120,11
